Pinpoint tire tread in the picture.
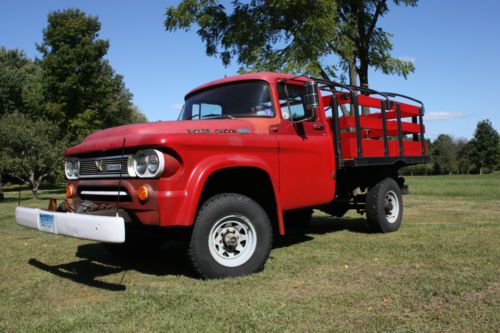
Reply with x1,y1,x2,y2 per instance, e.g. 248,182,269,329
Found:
366,178,402,233
188,193,273,278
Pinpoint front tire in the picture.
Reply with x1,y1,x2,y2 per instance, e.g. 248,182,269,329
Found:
189,193,273,279
366,178,403,233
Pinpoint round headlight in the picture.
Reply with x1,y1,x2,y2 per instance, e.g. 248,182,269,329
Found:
66,161,74,177
132,149,164,178
148,154,159,173
136,155,147,175
73,160,80,177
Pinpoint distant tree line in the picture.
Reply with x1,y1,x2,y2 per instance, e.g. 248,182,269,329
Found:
402,119,500,176
0,9,147,199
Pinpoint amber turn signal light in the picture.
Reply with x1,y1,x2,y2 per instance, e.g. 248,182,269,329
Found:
138,185,149,202
66,185,74,198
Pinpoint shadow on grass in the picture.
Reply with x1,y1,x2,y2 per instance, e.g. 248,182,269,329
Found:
275,215,373,248
28,215,372,290
29,257,127,291
28,240,196,291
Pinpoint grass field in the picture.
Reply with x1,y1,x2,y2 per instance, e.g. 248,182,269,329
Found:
0,175,499,332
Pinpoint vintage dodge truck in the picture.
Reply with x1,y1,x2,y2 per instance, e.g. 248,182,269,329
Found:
16,72,428,278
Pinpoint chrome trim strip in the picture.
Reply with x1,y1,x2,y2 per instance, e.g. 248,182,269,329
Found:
80,190,128,196
78,174,131,179
79,154,129,162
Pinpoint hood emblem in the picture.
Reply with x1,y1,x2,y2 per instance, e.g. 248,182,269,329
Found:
95,160,104,172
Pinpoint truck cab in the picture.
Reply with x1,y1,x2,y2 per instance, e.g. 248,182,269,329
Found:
16,72,428,278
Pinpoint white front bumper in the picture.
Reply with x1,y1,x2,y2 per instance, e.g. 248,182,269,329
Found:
15,206,125,243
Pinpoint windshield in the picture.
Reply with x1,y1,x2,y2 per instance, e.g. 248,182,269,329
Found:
179,81,274,120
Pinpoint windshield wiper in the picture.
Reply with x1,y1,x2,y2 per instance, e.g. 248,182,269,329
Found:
201,114,234,119
182,114,235,120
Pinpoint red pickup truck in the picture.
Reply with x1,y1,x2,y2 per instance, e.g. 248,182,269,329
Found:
16,72,428,278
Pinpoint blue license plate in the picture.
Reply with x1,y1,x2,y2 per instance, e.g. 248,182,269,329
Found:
39,213,55,233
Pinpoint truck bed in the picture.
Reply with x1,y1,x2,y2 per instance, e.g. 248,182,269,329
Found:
317,79,429,168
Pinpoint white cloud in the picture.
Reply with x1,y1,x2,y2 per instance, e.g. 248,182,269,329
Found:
398,56,416,64
426,111,465,121
171,103,183,112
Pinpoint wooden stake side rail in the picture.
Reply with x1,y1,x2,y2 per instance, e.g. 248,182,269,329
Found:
316,79,429,168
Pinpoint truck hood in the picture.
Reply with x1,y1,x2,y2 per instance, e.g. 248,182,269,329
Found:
65,119,255,156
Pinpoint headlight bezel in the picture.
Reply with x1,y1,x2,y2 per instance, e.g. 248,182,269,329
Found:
132,149,165,178
65,158,80,180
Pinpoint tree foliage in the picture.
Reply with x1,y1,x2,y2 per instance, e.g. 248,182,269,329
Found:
37,8,146,143
403,121,500,176
164,0,416,87
431,134,458,174
469,119,500,173
0,47,44,118
336,0,416,86
0,9,148,198
0,113,63,198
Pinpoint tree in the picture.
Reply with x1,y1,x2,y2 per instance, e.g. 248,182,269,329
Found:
336,0,416,90
455,138,472,174
469,119,500,174
0,113,63,198
0,47,44,118
37,9,146,144
164,0,416,101
431,134,458,174
0,47,45,200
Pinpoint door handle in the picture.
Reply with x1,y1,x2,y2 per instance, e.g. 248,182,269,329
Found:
313,123,325,130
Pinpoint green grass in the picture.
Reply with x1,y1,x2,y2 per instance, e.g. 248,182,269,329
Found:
1,175,499,332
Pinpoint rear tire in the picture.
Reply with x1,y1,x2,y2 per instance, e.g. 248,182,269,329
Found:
366,178,403,233
188,193,273,279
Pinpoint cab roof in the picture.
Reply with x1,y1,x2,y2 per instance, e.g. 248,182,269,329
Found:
185,72,302,99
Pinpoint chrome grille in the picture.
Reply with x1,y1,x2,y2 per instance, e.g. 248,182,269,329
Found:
79,155,129,178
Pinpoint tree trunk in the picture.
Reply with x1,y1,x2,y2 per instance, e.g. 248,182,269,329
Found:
32,182,40,199
315,61,349,117
349,55,358,87
0,174,4,201
348,54,358,116
359,59,370,115
29,170,48,199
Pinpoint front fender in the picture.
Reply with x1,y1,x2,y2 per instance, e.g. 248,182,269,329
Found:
156,153,285,235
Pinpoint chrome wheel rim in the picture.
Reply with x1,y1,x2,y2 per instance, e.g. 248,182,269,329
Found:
208,215,257,267
384,191,399,223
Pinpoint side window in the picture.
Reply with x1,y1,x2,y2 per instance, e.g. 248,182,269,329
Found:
200,103,222,118
277,84,313,121
190,103,222,119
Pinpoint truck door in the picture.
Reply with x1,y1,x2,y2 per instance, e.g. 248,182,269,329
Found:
275,82,336,210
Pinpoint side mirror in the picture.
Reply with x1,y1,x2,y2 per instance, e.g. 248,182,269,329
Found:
304,81,319,112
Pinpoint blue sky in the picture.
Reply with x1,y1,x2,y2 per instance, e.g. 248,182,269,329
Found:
1,0,499,139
